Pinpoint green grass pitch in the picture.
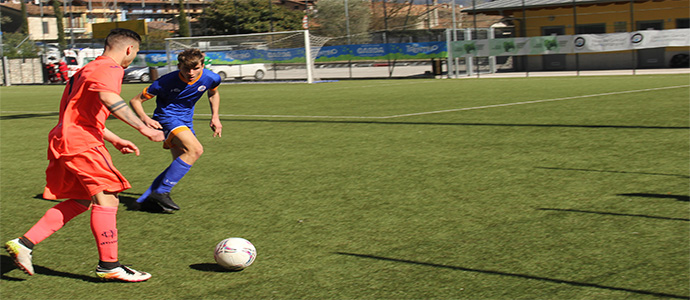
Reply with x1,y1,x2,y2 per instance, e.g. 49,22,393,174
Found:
1,75,688,299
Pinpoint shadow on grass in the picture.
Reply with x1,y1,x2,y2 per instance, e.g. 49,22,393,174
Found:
189,263,242,273
33,194,60,203
31,192,172,214
1,255,25,281
535,167,690,179
119,192,174,214
34,192,170,214
0,112,59,120
538,208,689,222
5,113,688,130
539,193,690,221
335,252,688,299
215,117,690,130
619,193,689,202
1,255,102,283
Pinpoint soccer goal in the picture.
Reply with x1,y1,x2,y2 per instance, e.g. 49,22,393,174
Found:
164,30,330,83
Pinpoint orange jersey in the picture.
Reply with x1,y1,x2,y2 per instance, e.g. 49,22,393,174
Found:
48,56,124,158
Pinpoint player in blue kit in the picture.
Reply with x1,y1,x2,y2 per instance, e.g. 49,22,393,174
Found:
129,48,222,212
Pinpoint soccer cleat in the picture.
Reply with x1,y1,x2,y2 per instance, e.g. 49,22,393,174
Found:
148,192,180,212
5,238,34,275
96,264,152,282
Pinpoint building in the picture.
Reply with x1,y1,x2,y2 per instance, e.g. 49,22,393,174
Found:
0,0,321,43
0,0,212,42
463,0,690,70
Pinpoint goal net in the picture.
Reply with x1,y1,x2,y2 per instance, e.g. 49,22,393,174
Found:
164,30,330,83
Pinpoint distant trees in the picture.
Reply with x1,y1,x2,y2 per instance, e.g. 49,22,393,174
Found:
1,32,40,58
311,0,372,44
178,0,190,37
52,0,66,50
199,0,303,35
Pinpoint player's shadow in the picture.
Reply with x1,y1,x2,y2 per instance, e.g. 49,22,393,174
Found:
119,192,172,214
1,255,101,282
32,192,170,214
189,263,242,273
335,252,688,299
1,255,25,281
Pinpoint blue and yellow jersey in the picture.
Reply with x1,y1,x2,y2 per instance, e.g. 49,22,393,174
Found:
142,68,221,134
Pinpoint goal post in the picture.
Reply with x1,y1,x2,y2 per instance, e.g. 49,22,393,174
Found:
163,30,330,83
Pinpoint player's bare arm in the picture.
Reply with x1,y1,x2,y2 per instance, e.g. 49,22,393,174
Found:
208,89,222,138
100,91,164,142
129,92,163,130
104,128,140,156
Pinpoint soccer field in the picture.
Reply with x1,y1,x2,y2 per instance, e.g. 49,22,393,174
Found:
1,75,689,299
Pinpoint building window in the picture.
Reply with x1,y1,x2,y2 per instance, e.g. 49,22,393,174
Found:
42,21,49,34
677,18,690,29
613,21,627,33
542,26,565,36
636,20,663,30
576,23,606,34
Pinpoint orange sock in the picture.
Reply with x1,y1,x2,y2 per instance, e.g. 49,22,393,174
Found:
90,204,119,263
24,199,89,245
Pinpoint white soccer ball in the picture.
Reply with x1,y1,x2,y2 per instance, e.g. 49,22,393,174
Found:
214,237,257,271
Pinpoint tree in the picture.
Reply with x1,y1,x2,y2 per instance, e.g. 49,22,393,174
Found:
199,0,303,35
20,1,28,34
52,0,66,50
1,32,40,58
1,14,11,27
178,0,190,37
145,29,172,50
369,0,423,32
312,0,372,44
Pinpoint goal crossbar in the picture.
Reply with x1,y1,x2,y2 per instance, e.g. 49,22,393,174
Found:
165,30,330,83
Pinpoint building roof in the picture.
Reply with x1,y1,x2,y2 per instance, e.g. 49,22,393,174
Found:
1,2,57,16
462,0,644,13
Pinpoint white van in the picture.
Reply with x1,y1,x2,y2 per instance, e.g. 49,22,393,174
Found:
63,48,104,78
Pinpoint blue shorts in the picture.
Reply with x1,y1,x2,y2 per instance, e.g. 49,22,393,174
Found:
156,117,195,134
156,118,197,149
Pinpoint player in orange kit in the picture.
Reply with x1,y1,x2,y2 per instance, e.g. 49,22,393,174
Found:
4,28,165,282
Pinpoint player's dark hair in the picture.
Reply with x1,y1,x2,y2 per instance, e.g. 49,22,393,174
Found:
104,28,142,49
177,49,205,69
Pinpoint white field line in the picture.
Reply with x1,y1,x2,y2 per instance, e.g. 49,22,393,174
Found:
203,85,690,120
384,85,690,119
2,85,687,120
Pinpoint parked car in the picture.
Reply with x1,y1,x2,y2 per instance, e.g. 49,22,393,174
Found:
207,64,267,81
124,65,177,82
124,63,267,82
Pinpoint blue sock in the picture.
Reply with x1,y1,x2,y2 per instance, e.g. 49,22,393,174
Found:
136,169,167,203
154,157,192,194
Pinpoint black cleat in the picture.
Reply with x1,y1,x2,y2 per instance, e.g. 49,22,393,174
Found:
148,192,180,212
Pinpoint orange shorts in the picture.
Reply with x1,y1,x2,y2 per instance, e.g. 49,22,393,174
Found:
43,145,131,200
